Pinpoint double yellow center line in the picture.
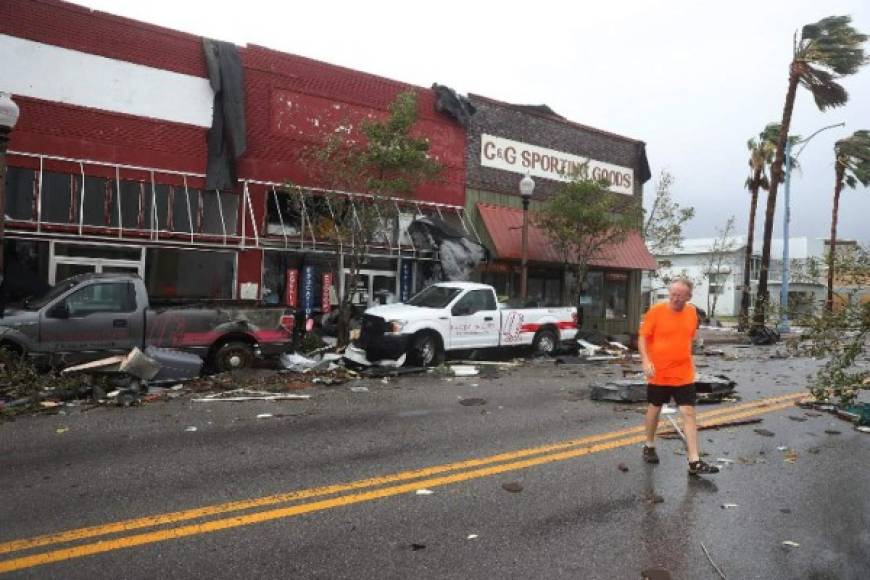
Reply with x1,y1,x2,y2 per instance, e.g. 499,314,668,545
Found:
0,392,804,574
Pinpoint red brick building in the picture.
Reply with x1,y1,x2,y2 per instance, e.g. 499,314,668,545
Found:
1,0,469,311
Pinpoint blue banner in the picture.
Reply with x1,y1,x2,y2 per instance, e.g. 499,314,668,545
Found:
302,265,316,316
400,261,413,302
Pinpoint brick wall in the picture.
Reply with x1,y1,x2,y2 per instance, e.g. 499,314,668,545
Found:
466,95,647,202
3,0,465,205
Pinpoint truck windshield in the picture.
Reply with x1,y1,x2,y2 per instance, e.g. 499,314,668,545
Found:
24,280,78,310
406,286,462,309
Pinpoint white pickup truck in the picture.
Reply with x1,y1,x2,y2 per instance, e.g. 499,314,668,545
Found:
356,282,579,366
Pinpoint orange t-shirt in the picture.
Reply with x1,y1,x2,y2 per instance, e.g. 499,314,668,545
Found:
638,302,697,386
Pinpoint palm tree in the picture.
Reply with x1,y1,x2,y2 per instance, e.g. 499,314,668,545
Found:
739,124,777,331
739,125,800,331
753,16,868,328
827,130,870,310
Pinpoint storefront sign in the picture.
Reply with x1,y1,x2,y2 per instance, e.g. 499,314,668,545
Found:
480,134,634,196
400,261,413,302
302,265,316,316
284,269,298,307
321,272,333,314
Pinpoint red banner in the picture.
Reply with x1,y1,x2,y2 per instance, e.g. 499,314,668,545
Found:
285,269,298,307
322,272,333,314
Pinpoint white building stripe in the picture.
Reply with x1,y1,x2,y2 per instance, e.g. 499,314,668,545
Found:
1,34,213,127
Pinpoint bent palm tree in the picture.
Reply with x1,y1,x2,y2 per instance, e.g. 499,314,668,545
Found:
739,125,800,331
739,124,777,331
827,130,870,310
753,16,868,328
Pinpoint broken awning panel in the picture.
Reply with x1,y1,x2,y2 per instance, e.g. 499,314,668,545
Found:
476,203,657,270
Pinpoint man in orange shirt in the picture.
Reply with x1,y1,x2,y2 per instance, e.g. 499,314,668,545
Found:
638,279,718,475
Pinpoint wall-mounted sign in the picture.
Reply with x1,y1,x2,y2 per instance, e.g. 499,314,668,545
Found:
400,261,413,302
480,134,634,195
322,272,333,314
302,265,316,316
285,269,299,307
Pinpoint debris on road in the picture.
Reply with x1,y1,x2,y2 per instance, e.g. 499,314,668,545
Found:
191,389,311,402
721,503,739,509
781,540,800,548
824,429,842,435
466,534,479,540
459,398,487,406
185,426,198,432
645,493,665,504
256,413,274,419
450,365,479,377
415,489,434,496
641,569,672,580
590,373,737,403
617,463,629,472
700,541,727,580
501,482,523,493
753,428,776,437
660,417,763,439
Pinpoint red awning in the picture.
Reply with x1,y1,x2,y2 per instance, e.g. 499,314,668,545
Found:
476,203,657,270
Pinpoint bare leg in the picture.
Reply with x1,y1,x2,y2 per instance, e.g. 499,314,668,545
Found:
644,404,662,446
679,405,700,462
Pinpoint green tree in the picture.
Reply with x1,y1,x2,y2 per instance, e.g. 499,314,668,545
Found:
793,244,870,406
826,130,870,311
754,16,868,328
307,90,441,346
643,170,695,255
535,176,642,310
704,215,737,319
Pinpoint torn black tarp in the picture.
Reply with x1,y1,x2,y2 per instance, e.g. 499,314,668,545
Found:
408,216,486,281
432,84,476,127
203,38,247,191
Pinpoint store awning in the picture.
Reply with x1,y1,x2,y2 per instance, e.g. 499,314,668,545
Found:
476,203,657,270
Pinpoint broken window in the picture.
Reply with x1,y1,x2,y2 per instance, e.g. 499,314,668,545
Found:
4,166,35,221
145,248,234,299
198,190,238,236
266,189,303,237
41,171,75,224
119,180,150,230
81,176,111,227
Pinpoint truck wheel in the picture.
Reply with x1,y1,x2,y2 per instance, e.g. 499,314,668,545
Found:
532,329,558,356
409,333,443,367
212,341,254,372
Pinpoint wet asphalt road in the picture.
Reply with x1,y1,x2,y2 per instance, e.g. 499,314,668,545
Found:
1,342,868,579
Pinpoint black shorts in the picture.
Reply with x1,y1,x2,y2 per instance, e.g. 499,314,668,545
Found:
647,384,696,406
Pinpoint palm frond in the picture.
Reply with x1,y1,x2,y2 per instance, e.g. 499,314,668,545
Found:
835,130,870,188
798,15,868,75
797,65,849,110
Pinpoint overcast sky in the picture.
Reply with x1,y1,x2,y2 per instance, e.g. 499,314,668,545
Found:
72,0,870,244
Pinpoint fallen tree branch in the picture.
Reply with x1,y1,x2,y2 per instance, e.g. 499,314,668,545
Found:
700,541,727,579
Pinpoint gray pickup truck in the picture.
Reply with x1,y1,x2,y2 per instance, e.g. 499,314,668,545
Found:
0,273,294,371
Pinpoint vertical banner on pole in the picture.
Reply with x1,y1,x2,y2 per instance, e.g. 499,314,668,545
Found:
302,265,316,318
400,261,413,302
284,269,299,307
322,272,333,314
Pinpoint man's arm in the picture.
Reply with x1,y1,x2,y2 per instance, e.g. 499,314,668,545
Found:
638,334,654,379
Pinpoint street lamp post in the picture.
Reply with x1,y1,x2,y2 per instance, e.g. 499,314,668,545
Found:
519,173,535,300
0,92,21,283
778,121,844,333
